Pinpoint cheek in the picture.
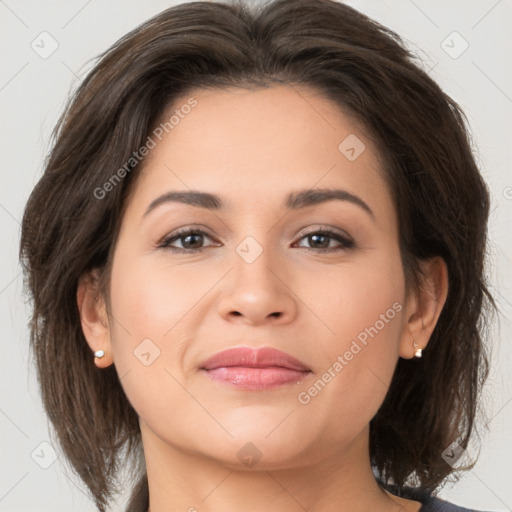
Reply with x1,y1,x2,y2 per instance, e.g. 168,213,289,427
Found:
107,249,201,420
107,246,219,407
109,247,206,341
308,249,405,350
297,250,405,415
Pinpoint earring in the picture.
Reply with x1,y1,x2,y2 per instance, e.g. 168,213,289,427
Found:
413,341,422,358
94,349,106,359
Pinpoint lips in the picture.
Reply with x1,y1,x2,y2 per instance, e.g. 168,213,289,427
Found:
200,346,312,390
200,346,311,372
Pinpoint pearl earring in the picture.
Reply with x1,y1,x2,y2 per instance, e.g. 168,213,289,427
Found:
413,341,422,358
94,349,106,359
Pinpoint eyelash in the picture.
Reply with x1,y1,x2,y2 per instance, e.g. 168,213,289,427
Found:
157,227,355,254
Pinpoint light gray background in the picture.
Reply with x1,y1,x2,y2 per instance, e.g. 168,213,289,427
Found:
1,1,511,511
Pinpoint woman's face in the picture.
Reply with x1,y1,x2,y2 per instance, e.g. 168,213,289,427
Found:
105,85,411,469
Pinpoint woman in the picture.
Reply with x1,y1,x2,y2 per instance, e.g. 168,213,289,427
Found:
19,0,497,511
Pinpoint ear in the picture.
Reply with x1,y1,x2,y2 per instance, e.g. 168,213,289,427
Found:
77,269,114,368
399,256,449,359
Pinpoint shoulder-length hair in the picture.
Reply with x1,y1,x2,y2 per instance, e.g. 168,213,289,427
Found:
19,0,496,510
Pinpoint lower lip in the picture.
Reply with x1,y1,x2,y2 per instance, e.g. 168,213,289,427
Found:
202,367,311,390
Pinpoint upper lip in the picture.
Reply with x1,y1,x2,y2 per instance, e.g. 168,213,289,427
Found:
200,346,311,372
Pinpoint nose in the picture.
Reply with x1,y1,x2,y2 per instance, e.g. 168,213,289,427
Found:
216,243,298,326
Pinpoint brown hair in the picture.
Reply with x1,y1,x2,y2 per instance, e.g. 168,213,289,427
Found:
19,0,496,510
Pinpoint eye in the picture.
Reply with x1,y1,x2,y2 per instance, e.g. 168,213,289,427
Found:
157,226,355,254
293,228,355,253
157,228,217,253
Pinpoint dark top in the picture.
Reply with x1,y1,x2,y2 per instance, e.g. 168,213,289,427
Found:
126,479,491,512
383,482,490,512
420,496,483,511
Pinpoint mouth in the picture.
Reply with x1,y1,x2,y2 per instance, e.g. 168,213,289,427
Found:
200,346,312,390
202,366,311,390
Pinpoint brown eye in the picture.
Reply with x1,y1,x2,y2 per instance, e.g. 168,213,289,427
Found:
295,229,354,253
158,229,215,253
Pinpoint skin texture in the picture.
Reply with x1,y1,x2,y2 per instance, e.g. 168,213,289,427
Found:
78,85,448,512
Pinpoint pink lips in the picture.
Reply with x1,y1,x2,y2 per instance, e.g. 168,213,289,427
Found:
200,346,312,390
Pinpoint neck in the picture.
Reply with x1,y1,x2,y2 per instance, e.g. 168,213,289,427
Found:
142,424,420,512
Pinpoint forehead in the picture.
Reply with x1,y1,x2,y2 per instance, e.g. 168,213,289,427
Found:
126,85,394,224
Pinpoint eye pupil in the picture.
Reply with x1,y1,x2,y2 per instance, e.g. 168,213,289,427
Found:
309,234,329,248
182,233,203,248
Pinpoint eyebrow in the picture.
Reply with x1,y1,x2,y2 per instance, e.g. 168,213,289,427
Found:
143,188,374,218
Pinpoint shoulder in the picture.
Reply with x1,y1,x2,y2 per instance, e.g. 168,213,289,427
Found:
379,482,491,512
420,495,492,512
